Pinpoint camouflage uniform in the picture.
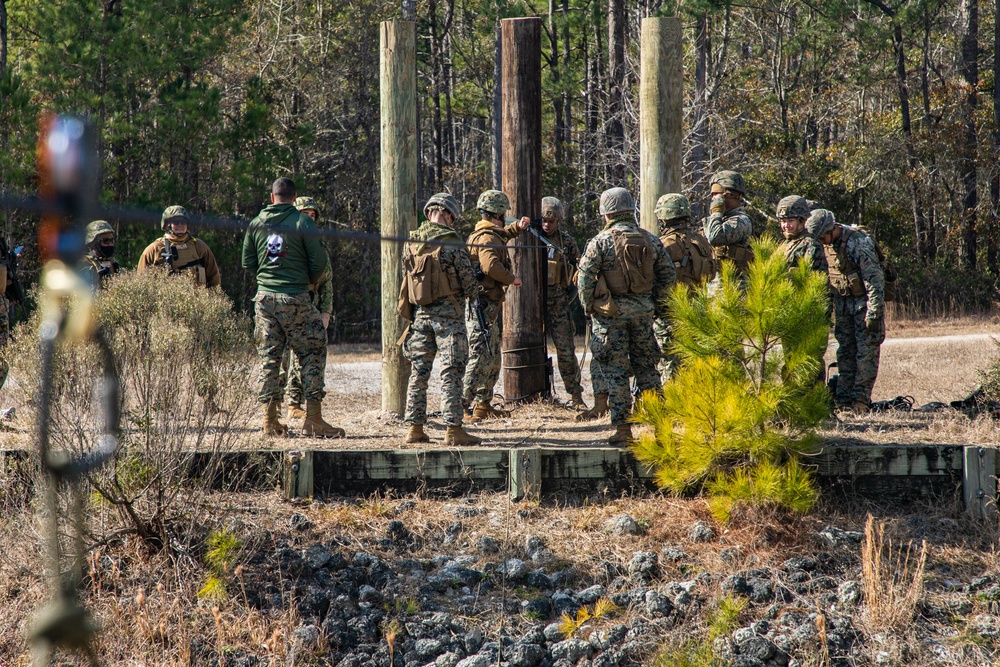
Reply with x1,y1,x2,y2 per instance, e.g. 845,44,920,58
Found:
138,205,222,288
777,196,827,273
654,194,716,383
402,222,479,426
242,201,330,405
541,198,582,398
703,171,753,279
463,190,524,406
824,226,885,407
578,191,676,426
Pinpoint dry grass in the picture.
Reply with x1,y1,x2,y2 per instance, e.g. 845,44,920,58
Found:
860,514,928,632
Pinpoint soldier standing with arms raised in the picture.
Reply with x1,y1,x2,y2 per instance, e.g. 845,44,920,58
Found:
654,193,716,383
540,197,586,409
463,189,530,422
703,170,753,279
399,194,482,445
806,209,885,413
243,177,344,438
577,188,675,444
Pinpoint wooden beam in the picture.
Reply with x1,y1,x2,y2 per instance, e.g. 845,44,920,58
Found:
283,450,314,501
964,446,997,520
509,447,541,501
380,20,417,416
500,17,547,403
639,17,683,235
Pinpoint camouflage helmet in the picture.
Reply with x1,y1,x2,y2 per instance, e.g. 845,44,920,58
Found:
476,189,510,215
709,170,746,195
654,193,691,222
598,187,636,216
424,192,462,220
85,220,115,245
161,205,190,231
805,209,837,238
775,195,811,220
541,197,564,221
295,196,320,214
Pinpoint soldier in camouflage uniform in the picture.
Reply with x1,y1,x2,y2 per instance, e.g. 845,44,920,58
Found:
777,196,827,273
278,196,334,420
79,220,121,289
654,194,717,384
138,206,222,288
577,188,676,444
399,193,482,445
806,209,885,413
242,177,344,438
540,197,586,409
703,170,754,280
463,189,530,422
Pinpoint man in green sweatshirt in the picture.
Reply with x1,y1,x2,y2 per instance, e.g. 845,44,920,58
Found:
242,177,344,438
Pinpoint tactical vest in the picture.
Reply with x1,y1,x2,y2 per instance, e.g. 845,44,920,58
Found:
468,228,510,302
660,228,717,286
824,227,866,298
603,228,656,296
714,242,753,275
547,242,572,289
402,243,461,308
166,237,207,286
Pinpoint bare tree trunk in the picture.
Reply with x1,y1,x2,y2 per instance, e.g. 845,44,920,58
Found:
562,0,573,229
549,0,565,165
607,0,625,182
0,0,7,76
922,12,937,259
690,12,709,218
960,0,979,271
429,0,444,187
891,23,929,264
989,0,1000,273
491,21,502,187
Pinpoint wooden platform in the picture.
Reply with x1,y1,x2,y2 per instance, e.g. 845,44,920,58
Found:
1,443,993,517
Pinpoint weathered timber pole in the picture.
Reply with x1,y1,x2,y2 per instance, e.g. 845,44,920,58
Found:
501,18,547,403
639,17,683,235
380,21,417,415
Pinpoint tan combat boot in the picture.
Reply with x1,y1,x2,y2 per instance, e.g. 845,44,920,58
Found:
406,424,431,443
302,399,346,438
468,402,510,423
575,394,609,422
264,400,289,437
445,425,482,446
287,402,307,420
569,391,588,410
608,424,633,445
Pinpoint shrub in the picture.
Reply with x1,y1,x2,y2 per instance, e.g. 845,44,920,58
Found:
632,238,829,523
7,269,257,550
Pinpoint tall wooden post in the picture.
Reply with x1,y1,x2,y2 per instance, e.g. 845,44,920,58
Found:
639,17,683,234
380,21,417,415
501,18,547,403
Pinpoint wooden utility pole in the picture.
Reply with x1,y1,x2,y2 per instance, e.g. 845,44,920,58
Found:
639,17,683,235
380,21,417,415
501,17,547,403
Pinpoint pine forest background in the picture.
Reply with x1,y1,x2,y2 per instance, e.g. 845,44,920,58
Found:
0,0,998,341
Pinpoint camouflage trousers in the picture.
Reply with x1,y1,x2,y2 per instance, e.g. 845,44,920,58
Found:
253,291,327,404
0,293,8,390
653,316,679,385
546,291,581,395
464,299,502,405
833,295,884,405
403,311,469,426
591,312,661,424
278,350,305,405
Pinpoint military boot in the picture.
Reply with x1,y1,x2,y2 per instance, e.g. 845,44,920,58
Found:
302,399,346,438
569,391,588,410
264,400,289,437
468,402,510,423
608,424,633,445
852,400,870,415
287,402,307,420
406,424,431,444
445,425,482,446
575,394,609,422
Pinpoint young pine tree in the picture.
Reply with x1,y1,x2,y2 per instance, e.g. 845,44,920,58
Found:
632,238,830,523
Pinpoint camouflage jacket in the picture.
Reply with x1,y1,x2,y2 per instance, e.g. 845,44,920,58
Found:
468,219,523,301
577,216,676,318
703,205,753,248
311,266,334,315
79,252,120,290
409,221,479,321
826,227,885,318
781,234,827,274
544,228,580,300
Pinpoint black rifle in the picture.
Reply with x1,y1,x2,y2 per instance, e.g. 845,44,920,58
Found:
4,242,25,305
161,236,176,273
472,263,493,357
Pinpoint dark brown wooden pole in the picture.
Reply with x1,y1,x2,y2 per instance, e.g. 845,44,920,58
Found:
501,17,547,403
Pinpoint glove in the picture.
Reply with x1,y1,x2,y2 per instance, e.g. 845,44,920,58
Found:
97,266,111,278
865,315,882,334
710,195,726,214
